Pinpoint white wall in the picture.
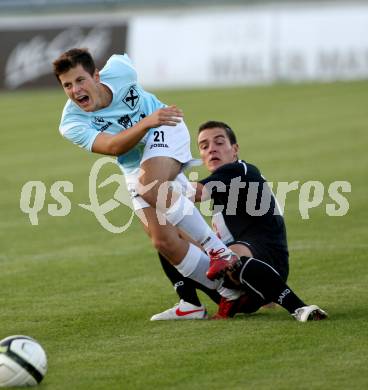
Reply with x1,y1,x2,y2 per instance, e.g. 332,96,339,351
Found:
128,3,368,88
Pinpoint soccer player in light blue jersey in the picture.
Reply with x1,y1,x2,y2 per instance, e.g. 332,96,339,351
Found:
53,48,240,304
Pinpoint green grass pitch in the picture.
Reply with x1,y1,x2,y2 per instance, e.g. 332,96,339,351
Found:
1,81,367,389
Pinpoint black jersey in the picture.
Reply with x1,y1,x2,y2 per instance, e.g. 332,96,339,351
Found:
200,160,288,260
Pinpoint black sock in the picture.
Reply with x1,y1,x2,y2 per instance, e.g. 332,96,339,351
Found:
158,253,221,305
158,252,201,306
236,257,306,314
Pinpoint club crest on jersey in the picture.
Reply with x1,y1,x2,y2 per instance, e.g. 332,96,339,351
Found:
123,86,140,109
118,114,133,129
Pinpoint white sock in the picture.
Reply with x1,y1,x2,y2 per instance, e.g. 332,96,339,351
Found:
217,284,243,300
174,244,219,290
165,194,230,255
174,244,241,300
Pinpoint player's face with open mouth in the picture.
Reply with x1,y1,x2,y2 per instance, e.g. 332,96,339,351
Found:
198,127,238,172
59,64,100,112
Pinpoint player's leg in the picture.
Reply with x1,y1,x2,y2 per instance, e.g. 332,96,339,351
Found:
219,243,282,302
124,169,241,305
214,247,327,321
227,256,328,321
158,252,221,305
150,252,222,321
158,252,202,307
137,122,238,261
151,223,234,320
138,156,235,257
211,242,256,319
136,205,221,289
137,203,188,264
213,290,266,320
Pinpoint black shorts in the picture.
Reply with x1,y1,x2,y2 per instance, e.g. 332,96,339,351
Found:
227,239,289,282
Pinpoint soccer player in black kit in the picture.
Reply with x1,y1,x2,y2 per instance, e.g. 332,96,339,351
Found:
151,121,327,322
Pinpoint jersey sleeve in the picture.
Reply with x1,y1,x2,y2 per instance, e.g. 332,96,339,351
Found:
59,109,99,152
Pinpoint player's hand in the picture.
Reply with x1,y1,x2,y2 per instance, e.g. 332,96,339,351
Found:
144,105,183,128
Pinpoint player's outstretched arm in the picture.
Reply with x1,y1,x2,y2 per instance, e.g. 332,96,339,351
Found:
91,105,183,156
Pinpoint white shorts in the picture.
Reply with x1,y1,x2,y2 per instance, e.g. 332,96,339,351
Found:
125,171,195,211
123,121,195,211
141,120,193,165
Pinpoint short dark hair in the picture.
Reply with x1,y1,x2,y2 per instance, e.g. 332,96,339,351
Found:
198,121,237,145
52,48,96,83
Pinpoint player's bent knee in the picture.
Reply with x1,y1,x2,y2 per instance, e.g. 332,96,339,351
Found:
136,181,160,207
139,190,157,207
151,236,172,254
138,181,174,210
229,243,253,258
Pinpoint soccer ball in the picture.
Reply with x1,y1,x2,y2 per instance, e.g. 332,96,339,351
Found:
0,335,47,387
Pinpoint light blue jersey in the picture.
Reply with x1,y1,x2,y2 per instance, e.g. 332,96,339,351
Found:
59,54,165,173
